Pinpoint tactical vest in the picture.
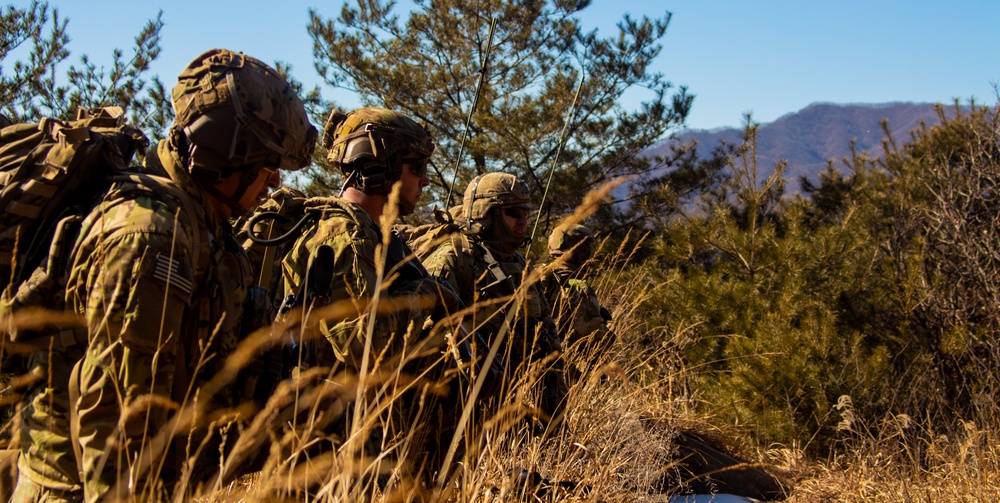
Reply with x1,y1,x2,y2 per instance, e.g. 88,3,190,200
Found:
441,233,551,364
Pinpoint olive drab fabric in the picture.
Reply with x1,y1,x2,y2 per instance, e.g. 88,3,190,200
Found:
324,106,435,168
78,142,252,501
540,262,614,362
11,140,252,502
422,233,555,370
237,186,310,303
393,206,463,261
547,224,594,266
421,171,567,426
542,223,614,356
461,172,531,228
0,107,148,339
279,196,435,370
11,48,318,503
323,106,434,194
274,194,470,486
169,48,317,218
540,224,614,380
422,237,566,424
171,49,316,177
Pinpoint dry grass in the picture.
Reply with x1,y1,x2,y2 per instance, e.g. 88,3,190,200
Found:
4,180,1000,501
787,416,1000,502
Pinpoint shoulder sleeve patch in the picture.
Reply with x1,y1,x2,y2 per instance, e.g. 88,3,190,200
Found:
153,253,195,298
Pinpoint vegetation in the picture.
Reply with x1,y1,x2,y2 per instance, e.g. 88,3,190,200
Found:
305,0,694,237
5,0,1000,500
1,1,171,137
635,103,1000,465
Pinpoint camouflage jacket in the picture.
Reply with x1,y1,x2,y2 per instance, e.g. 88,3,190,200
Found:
422,233,558,368
279,197,431,372
70,140,252,497
539,263,610,347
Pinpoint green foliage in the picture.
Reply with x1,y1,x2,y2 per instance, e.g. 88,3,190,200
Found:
0,0,68,121
636,105,1000,453
306,0,693,232
0,2,171,140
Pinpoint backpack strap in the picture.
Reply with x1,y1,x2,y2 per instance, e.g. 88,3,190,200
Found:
469,237,517,299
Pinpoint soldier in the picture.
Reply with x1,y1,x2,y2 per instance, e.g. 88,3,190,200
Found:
273,106,462,487
540,223,615,376
421,172,566,425
12,48,316,502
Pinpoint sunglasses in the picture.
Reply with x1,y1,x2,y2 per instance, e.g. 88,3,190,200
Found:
400,157,429,178
502,207,529,220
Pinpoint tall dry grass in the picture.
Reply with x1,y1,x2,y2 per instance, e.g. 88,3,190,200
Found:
6,179,1000,502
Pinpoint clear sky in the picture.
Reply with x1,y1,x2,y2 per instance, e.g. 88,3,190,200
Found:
19,0,1000,131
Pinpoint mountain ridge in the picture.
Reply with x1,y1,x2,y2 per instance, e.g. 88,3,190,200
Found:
649,101,960,190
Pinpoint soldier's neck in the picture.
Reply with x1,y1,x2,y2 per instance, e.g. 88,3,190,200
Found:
342,187,387,226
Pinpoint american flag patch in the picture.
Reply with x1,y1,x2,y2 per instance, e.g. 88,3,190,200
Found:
153,254,195,297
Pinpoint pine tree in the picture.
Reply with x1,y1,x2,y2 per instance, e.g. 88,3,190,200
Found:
1,2,171,139
305,0,693,233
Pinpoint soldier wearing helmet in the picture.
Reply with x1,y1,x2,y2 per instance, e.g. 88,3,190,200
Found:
422,172,566,426
324,106,435,217
272,106,463,487
12,48,317,502
541,224,615,377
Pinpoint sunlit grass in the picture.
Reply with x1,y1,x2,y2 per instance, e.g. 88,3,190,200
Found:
9,180,1000,502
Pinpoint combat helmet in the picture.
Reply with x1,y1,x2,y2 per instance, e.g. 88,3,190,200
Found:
462,172,531,231
323,107,434,193
170,48,317,180
548,223,594,263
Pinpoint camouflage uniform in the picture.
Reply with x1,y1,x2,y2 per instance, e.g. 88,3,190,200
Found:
279,197,433,370
421,173,565,421
542,267,607,343
268,107,458,485
11,49,316,503
422,234,553,367
540,224,615,374
73,142,252,500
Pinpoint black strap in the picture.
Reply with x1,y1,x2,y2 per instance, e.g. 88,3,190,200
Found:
474,239,515,298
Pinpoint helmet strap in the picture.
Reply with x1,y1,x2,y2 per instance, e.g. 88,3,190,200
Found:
338,170,358,197
463,175,484,231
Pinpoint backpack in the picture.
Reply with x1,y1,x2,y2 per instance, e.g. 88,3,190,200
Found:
0,107,149,289
394,207,464,261
0,107,151,361
236,186,310,304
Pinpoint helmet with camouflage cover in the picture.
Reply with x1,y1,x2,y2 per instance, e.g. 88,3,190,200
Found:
548,223,594,264
323,106,434,193
462,172,532,229
170,48,317,180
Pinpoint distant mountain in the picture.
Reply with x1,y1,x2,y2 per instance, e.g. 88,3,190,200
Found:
648,102,958,191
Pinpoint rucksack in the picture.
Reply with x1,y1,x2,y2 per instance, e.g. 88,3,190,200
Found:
0,107,151,360
0,107,149,289
237,186,311,304
394,207,464,261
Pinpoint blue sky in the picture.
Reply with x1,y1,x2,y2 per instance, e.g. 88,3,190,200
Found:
22,0,1000,131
